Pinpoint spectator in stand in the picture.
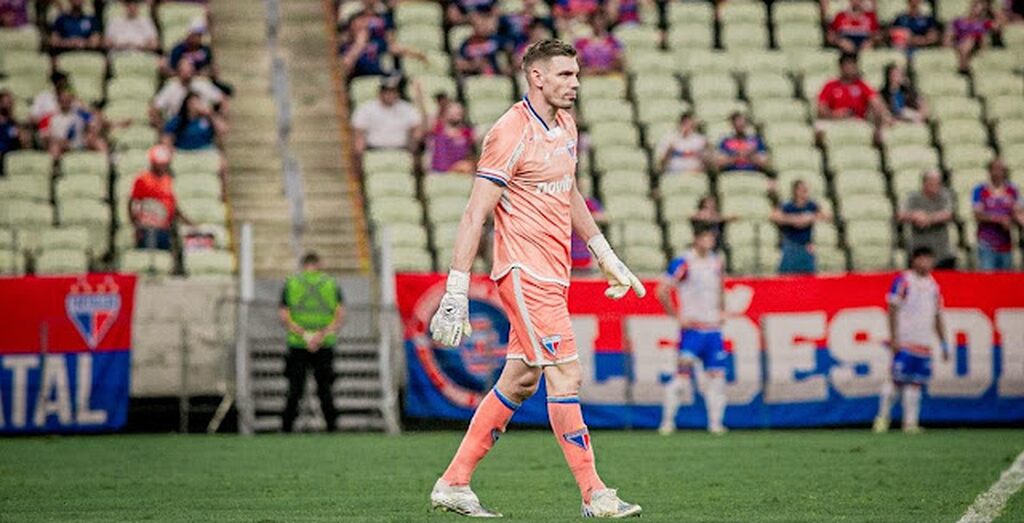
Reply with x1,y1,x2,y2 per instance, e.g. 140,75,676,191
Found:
166,21,234,96
343,0,394,43
1006,0,1024,21
553,0,600,36
151,60,226,124
457,11,508,77
898,169,956,269
605,0,643,26
655,111,709,176
49,0,102,52
105,0,158,54
498,0,550,52
691,195,737,250
972,158,1023,270
570,176,606,273
512,19,553,69
0,89,30,176
771,179,832,274
817,53,893,129
129,145,192,251
29,71,71,125
946,0,1005,74
881,62,928,123
40,88,106,159
889,0,941,51
828,0,881,53
351,75,422,156
0,0,29,28
447,0,498,26
425,102,476,174
161,92,227,151
715,112,771,175
574,10,624,76
339,15,425,78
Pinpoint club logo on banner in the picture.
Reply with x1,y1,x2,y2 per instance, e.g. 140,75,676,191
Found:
65,278,122,350
0,274,136,434
404,278,509,412
396,272,1024,429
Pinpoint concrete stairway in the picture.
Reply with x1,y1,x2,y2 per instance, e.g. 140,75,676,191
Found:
209,0,367,278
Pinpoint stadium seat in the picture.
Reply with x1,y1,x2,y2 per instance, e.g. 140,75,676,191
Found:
775,21,824,48
815,222,840,247
363,150,413,174
666,221,695,251
636,98,688,126
917,72,969,98
37,226,89,254
772,145,823,173
801,74,831,101
820,120,874,147
580,98,633,124
402,50,450,77
891,168,925,197
173,151,219,175
632,74,681,101
936,119,988,147
744,72,794,101
0,26,40,52
589,122,639,148
689,73,738,102
721,194,772,219
828,146,881,172
987,96,1024,124
120,249,174,275
379,222,429,250
111,124,159,151
614,25,661,50
721,2,767,24
694,100,748,125
394,1,443,27
881,123,931,148
911,48,958,74
721,23,769,50
423,175,472,199
929,96,982,122
392,246,433,272
751,99,810,124
626,50,681,76
787,49,838,77
621,245,666,274
0,248,24,275
886,145,939,173
34,249,89,274
427,196,469,225
974,73,1024,100
816,245,847,273
56,175,106,202
995,120,1024,150
1,201,53,230
942,144,994,172
662,193,703,222
601,172,649,196
841,194,893,221
104,99,149,122
667,24,714,50
0,176,49,202
594,146,648,173
659,173,709,197
833,170,887,196
763,122,815,148
608,221,662,249
184,250,235,277
58,198,110,248
110,51,159,78
683,50,736,76
845,219,894,246
467,99,509,125
55,52,106,102
4,150,52,177
719,171,770,196
850,244,895,270
777,170,826,197
464,76,512,102
971,50,1020,74
604,196,657,222
668,1,714,25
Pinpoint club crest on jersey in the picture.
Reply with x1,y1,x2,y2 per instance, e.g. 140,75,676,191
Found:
65,278,122,349
541,335,562,355
566,139,577,159
562,428,590,450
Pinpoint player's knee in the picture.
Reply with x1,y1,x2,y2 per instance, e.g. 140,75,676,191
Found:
509,373,541,402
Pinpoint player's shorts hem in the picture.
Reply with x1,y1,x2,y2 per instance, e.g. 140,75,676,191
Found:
492,263,570,287
506,354,580,367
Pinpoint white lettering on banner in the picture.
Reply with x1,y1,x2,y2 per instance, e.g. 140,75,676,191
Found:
624,316,692,405
996,310,1024,397
34,355,71,427
722,316,761,404
4,356,38,428
76,354,107,425
764,312,828,403
932,309,993,398
828,308,890,398
572,316,628,403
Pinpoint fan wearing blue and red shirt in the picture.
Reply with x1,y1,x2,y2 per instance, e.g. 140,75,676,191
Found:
457,11,508,77
715,112,771,174
828,0,880,52
498,0,551,51
447,0,498,25
874,246,949,434
972,158,1024,271
655,228,729,435
574,11,624,76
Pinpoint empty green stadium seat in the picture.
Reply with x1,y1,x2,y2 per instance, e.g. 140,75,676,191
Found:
392,246,433,272
111,124,159,151
172,151,219,175
179,199,226,225
175,174,222,201
61,150,110,178
363,150,413,174
604,195,656,221
184,250,235,277
882,123,931,148
841,195,893,221
590,121,640,148
594,146,648,173
820,120,874,147
751,98,810,124
633,74,680,100
833,170,887,196
1,201,53,229
110,51,159,78
763,121,815,148
621,244,666,274
886,145,939,173
56,175,106,202
744,72,794,100
120,249,174,275
379,223,429,250
929,96,982,121
423,175,473,199
35,249,89,274
580,98,633,124
4,150,52,177
721,194,772,219
608,221,662,249
427,196,468,225
0,26,40,52
659,173,709,197
828,146,881,172
772,145,822,172
0,176,49,202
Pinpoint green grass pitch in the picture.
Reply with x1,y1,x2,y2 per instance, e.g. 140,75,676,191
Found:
1,429,1022,522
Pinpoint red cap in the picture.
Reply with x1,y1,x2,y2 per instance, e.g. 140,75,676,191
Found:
148,145,172,166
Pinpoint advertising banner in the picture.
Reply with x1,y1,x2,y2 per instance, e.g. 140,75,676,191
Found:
397,272,1024,428
0,274,136,433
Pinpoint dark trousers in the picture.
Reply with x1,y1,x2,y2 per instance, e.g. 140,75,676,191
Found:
282,347,338,432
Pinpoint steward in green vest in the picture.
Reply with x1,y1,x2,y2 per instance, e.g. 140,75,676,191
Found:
278,252,345,432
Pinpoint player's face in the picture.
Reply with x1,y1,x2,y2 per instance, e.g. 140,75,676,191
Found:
695,232,716,252
538,56,580,110
912,254,934,273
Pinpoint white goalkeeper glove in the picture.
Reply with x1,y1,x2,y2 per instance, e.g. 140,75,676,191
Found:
588,234,646,300
430,269,472,347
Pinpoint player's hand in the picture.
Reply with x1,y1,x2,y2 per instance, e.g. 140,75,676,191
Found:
588,234,646,300
430,269,472,347
304,331,322,352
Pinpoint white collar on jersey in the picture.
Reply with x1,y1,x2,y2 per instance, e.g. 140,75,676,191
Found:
523,95,563,140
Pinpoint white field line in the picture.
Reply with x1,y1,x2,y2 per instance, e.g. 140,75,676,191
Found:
957,448,1024,523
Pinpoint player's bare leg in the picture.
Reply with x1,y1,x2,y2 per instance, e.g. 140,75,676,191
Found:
659,362,690,435
901,384,922,434
432,360,540,517
546,361,642,518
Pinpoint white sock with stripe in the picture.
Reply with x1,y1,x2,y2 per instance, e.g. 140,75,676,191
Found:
902,385,922,430
660,375,683,430
705,373,727,432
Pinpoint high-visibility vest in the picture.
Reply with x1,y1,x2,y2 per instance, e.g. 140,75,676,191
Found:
284,271,340,348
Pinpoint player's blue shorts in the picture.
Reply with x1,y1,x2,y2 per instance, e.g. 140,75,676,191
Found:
892,349,931,385
679,329,727,370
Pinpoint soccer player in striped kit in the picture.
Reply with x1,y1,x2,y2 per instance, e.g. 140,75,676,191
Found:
874,246,950,434
655,228,729,435
428,39,645,518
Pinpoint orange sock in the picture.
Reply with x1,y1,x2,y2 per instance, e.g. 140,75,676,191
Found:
548,396,605,503
441,388,519,486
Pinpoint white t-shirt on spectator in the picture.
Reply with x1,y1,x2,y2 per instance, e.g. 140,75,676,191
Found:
152,77,224,119
30,90,58,122
655,130,707,174
351,99,422,149
46,109,91,148
105,15,158,51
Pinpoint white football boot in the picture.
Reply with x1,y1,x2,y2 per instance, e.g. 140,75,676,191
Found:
430,478,502,518
872,416,890,433
581,488,642,518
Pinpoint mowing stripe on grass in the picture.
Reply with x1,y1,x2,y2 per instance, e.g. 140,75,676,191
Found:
957,449,1024,523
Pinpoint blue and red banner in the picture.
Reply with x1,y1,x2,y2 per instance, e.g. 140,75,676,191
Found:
0,274,136,433
397,272,1024,428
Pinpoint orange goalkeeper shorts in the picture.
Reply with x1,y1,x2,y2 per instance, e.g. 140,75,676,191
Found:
496,267,577,367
